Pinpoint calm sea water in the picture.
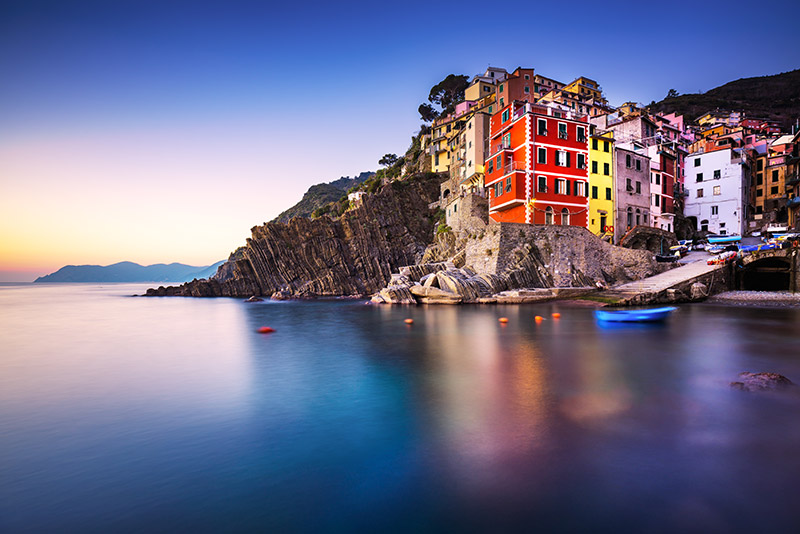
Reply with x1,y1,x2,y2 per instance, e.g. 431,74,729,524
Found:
2,283,800,533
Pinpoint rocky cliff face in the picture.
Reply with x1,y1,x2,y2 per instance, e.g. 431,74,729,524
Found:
146,174,443,298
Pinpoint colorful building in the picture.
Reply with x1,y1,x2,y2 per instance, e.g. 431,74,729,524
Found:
683,147,748,236
494,67,535,110
485,101,590,226
588,129,615,238
613,147,651,243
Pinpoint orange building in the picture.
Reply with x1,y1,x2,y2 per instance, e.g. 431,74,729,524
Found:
485,101,590,226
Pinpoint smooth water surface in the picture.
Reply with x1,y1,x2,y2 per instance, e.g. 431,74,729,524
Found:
2,284,800,532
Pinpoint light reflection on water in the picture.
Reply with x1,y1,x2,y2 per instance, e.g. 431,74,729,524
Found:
1,284,800,533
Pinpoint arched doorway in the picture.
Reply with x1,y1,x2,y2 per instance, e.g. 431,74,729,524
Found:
545,206,553,225
741,257,791,291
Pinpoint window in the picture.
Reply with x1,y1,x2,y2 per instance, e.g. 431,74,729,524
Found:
701,219,708,232
757,189,763,197
697,188,704,198
714,169,721,179
488,106,493,114
537,147,546,164
713,186,721,195
603,162,609,175
487,160,494,174
524,74,530,80
577,127,586,143
654,194,660,207
577,153,586,169
636,208,641,226
502,133,511,147
574,181,583,196
538,119,547,136
592,185,598,199
435,154,439,165
627,207,633,228
496,155,501,169
545,206,554,225
556,150,571,167
558,123,568,140
711,205,718,215
561,208,570,226
757,173,763,185
635,159,641,171
499,84,504,93
696,173,703,182
694,158,701,167
538,175,547,192
772,170,779,182
592,161,598,173
605,187,612,200
499,98,504,107
600,215,607,233
757,159,764,171
592,139,598,150
636,181,641,194
504,176,511,193
771,186,779,195
524,86,530,94
603,141,609,152
655,174,661,185
501,109,510,122
626,154,632,168
556,179,567,194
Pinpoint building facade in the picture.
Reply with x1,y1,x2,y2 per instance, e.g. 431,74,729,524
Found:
588,129,615,238
683,148,748,236
614,147,651,243
485,101,590,226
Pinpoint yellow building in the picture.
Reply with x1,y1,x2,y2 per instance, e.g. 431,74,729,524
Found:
563,76,604,102
588,129,615,239
464,79,495,102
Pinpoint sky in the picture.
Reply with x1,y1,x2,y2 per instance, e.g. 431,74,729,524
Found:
1,0,798,281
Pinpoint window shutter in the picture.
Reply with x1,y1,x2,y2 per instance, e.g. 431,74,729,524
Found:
566,152,571,168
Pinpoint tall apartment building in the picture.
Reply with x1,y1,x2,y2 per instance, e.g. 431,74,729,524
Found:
588,129,615,238
614,147,651,243
485,101,589,226
683,148,748,236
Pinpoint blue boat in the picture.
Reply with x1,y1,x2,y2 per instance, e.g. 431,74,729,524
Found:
707,235,741,244
595,307,677,323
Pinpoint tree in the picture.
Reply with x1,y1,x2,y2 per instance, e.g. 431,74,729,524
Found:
666,88,679,99
428,74,469,116
418,103,437,123
379,154,399,168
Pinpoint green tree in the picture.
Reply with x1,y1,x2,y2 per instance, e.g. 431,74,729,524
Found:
379,153,399,167
428,74,469,116
666,88,679,99
418,103,437,123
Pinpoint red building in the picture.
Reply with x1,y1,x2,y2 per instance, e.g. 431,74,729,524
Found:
485,101,589,226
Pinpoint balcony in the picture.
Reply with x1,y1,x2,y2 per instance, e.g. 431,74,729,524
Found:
505,161,526,174
558,132,569,140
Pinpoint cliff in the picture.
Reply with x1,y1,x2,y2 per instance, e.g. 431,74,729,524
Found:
146,173,443,297
272,172,374,224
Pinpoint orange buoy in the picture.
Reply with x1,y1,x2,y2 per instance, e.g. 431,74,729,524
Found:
552,313,561,319
257,326,275,334
499,317,509,323
534,315,544,323
404,318,414,324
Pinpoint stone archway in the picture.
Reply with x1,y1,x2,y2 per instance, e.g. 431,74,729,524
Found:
741,257,792,291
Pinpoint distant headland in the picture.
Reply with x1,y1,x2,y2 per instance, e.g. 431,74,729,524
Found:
35,261,224,283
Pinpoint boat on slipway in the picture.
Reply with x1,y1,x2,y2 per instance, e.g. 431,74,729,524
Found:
595,307,677,323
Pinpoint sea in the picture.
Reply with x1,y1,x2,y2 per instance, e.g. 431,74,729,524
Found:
2,283,800,533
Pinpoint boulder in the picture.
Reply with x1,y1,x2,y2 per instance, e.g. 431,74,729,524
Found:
245,296,264,302
270,291,291,300
378,285,416,305
410,285,457,299
730,372,795,392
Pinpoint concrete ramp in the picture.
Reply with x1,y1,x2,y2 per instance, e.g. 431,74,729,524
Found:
603,259,730,305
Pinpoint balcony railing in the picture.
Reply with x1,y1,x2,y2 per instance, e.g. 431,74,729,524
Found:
505,161,526,174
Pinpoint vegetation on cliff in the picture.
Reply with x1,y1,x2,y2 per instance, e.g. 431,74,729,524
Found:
648,69,800,129
272,172,374,224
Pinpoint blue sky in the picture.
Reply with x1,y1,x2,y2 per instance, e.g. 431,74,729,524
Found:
1,0,798,280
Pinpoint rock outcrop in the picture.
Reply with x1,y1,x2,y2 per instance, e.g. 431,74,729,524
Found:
146,173,443,298
730,372,795,392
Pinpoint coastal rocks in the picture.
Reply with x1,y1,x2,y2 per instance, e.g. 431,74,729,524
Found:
690,282,709,300
410,286,462,304
373,285,416,305
270,291,291,300
245,296,264,302
146,173,444,298
730,372,795,392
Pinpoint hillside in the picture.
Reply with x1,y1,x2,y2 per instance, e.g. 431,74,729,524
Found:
272,172,374,224
648,69,800,128
35,261,225,283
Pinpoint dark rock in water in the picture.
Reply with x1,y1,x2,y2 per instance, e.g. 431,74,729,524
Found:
730,372,795,392
245,296,264,302
270,291,291,301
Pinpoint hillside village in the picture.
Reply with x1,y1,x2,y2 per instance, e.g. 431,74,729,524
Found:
409,66,800,242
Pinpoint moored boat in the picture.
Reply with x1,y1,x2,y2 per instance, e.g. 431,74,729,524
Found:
595,306,677,323
707,235,741,244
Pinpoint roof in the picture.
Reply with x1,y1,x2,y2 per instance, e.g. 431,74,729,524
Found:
772,134,794,146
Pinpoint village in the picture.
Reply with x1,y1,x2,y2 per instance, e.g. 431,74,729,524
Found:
419,67,799,244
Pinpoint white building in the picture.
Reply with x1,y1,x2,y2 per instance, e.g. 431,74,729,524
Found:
683,148,748,236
